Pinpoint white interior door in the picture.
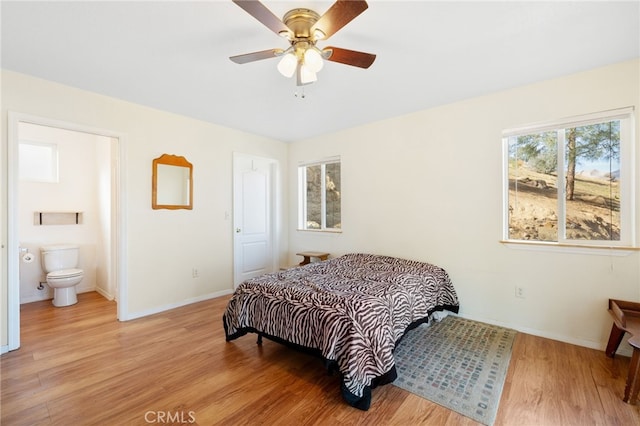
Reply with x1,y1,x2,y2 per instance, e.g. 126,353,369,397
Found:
233,153,276,287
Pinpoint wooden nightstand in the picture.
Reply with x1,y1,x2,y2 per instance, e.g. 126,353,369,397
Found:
296,251,330,266
606,299,640,404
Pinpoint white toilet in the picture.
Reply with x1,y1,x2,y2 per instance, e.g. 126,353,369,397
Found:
40,244,84,307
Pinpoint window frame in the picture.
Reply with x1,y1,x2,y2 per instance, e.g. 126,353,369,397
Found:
297,156,342,232
501,107,636,251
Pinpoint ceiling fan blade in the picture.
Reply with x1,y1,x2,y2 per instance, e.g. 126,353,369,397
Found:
311,0,369,39
324,47,376,69
230,48,282,64
233,0,292,37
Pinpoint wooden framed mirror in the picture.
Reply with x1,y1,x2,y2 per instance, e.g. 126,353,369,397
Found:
152,154,193,210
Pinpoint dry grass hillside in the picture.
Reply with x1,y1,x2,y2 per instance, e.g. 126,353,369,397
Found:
508,165,619,241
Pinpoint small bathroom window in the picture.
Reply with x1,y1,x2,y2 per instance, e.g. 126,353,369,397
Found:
19,141,59,183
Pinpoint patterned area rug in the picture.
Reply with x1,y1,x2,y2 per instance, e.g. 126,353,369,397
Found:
393,316,516,425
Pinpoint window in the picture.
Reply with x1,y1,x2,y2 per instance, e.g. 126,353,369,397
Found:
298,157,341,231
503,108,635,248
19,141,59,183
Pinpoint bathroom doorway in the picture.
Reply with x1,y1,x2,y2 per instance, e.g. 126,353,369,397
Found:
6,112,127,351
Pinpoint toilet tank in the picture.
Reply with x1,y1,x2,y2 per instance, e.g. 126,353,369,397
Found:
40,244,80,272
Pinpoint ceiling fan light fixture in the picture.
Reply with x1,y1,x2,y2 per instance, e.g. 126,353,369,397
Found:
277,52,297,78
299,64,317,84
312,28,326,40
303,47,324,73
230,1,376,88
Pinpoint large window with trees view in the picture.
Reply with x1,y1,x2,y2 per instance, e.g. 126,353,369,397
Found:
503,108,635,248
298,157,341,231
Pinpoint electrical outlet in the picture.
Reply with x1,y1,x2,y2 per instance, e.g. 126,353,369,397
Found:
192,268,199,278
515,286,526,299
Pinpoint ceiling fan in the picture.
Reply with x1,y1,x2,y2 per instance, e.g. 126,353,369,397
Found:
230,0,376,86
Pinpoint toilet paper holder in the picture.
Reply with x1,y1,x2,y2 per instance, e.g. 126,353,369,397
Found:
20,248,35,264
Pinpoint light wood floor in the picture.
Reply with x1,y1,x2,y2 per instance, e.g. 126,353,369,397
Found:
2,292,639,425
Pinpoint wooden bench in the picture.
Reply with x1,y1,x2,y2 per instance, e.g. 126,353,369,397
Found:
296,251,330,266
605,299,640,404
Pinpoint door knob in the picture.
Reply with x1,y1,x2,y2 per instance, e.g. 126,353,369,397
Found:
236,228,241,233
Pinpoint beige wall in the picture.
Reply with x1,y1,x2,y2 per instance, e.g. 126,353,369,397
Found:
1,70,289,348
289,59,640,352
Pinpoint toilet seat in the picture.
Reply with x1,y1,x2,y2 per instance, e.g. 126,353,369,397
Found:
48,268,83,279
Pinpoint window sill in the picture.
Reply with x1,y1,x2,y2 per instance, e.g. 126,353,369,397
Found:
500,240,639,256
296,228,342,234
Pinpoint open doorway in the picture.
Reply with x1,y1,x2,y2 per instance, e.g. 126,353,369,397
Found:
6,112,127,351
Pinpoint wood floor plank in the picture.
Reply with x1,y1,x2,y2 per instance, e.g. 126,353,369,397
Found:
2,292,639,425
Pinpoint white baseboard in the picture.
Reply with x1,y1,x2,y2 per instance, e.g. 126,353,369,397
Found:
123,289,234,321
456,312,634,357
20,285,97,305
20,293,50,304
95,287,114,301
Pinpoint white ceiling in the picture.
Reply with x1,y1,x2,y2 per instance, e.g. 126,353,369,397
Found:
2,1,639,142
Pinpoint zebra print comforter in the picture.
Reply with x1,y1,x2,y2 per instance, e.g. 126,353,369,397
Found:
223,253,459,410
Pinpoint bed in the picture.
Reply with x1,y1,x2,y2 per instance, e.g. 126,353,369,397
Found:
223,253,460,410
